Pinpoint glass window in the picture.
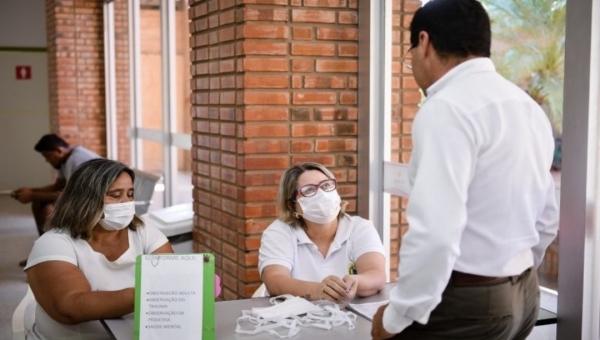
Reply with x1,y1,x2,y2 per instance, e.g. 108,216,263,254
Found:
140,139,165,212
129,0,192,208
140,1,163,131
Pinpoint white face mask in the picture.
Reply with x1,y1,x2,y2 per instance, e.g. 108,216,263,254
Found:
235,294,356,338
252,295,322,321
297,189,341,224
99,201,135,231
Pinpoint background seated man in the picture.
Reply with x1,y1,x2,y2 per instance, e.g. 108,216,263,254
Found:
11,134,100,266
259,162,387,303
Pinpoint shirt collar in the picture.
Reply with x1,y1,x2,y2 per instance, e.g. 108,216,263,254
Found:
292,215,352,248
426,58,496,98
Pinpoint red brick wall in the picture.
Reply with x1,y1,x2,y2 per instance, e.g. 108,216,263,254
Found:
189,0,360,299
45,0,130,161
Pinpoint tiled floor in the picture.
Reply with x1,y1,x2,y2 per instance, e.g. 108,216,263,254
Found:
0,196,37,340
528,288,557,339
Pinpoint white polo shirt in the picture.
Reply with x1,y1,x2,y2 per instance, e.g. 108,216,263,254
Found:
259,214,385,281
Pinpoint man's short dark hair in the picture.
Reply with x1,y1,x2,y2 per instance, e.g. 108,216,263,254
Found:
34,134,69,152
410,0,491,59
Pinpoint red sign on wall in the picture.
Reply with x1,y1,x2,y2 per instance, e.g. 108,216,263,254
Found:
16,66,32,80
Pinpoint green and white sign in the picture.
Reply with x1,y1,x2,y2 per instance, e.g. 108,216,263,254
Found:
134,253,215,340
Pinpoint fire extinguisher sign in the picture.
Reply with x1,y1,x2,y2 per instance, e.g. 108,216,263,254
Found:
16,66,32,80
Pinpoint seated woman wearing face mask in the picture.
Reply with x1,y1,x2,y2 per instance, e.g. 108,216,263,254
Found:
24,158,173,340
259,162,386,303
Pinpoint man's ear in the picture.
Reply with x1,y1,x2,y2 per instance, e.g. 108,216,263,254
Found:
56,146,68,157
419,31,431,57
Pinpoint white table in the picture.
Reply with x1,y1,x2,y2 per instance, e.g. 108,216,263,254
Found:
102,297,372,340
102,284,557,339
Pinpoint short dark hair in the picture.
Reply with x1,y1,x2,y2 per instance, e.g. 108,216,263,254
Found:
34,134,69,152
410,0,491,59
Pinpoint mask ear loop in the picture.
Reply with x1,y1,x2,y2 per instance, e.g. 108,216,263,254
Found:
236,313,301,338
304,304,357,330
287,198,302,220
269,294,295,305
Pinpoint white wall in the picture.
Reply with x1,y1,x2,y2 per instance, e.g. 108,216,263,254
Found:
0,0,51,189
0,0,46,48
0,52,51,189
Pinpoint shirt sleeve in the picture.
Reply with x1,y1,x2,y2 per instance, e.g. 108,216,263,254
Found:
56,168,66,180
383,100,476,333
258,222,295,276
350,217,385,261
139,223,170,254
24,231,78,270
532,173,559,267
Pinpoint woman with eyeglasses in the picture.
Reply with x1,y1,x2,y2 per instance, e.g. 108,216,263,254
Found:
258,162,386,303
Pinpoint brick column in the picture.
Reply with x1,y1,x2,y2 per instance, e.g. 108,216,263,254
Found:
45,0,130,159
189,0,359,299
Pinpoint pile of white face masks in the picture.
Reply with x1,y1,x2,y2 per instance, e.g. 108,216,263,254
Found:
235,294,357,338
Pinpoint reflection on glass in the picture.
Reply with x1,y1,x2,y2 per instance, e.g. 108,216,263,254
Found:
140,139,164,212
175,0,192,135
140,1,162,130
174,148,193,205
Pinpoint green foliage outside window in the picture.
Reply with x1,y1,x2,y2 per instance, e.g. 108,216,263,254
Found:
480,0,566,135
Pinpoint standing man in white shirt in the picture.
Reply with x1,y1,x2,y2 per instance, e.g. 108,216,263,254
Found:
371,0,559,339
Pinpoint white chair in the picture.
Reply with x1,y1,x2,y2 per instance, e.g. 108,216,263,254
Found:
132,169,162,216
252,283,268,298
12,285,36,340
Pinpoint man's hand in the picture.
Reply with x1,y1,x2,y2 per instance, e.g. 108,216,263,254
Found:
12,188,34,203
371,304,397,340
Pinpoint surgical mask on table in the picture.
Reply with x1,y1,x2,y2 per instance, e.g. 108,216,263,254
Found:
235,294,357,338
297,190,341,224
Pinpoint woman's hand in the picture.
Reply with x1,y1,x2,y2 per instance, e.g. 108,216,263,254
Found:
318,275,352,303
342,274,359,301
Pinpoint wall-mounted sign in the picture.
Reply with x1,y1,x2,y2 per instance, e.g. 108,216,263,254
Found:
16,65,32,80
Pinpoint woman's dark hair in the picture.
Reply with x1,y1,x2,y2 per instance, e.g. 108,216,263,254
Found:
410,0,491,59
46,158,144,239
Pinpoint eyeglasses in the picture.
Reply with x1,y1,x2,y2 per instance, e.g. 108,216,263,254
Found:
402,48,413,70
296,179,337,198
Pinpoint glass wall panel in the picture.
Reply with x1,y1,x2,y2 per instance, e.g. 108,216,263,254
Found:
175,0,191,135
480,0,565,293
140,139,164,212
172,0,193,206
173,148,193,205
140,0,162,131
131,0,193,209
